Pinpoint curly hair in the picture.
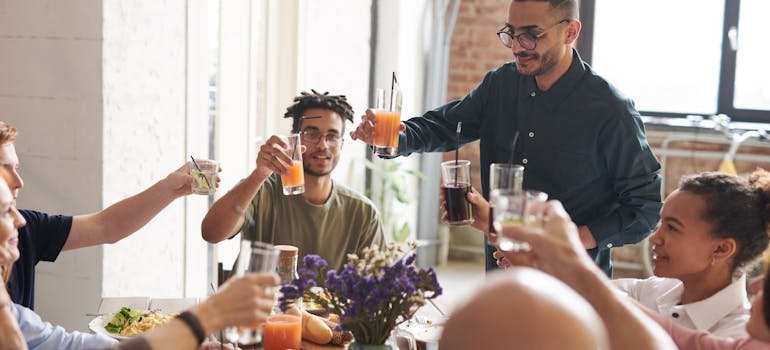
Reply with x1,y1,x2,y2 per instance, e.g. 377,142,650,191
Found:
678,170,770,274
283,90,355,134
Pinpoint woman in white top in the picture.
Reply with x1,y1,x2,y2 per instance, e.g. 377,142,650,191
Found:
612,170,770,336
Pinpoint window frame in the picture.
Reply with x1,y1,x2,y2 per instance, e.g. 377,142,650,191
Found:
578,0,770,123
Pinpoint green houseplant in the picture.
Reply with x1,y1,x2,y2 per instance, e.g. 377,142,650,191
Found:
362,159,424,242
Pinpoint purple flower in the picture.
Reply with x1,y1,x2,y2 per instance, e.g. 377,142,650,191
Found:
284,244,443,345
303,254,328,269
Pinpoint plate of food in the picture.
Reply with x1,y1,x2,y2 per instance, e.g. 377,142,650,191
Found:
89,307,176,340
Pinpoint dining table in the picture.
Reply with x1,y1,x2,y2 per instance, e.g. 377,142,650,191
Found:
91,297,445,350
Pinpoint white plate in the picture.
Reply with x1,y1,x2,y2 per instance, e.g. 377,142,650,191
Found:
88,316,130,340
398,316,446,343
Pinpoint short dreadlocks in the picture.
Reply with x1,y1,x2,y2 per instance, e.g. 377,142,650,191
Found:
284,90,355,134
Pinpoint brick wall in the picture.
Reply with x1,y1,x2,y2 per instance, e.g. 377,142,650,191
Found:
440,0,770,279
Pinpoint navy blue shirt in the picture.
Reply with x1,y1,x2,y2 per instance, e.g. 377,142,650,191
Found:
397,49,662,276
7,210,72,309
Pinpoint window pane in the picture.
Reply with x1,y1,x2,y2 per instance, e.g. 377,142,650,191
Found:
592,0,724,114
733,0,770,110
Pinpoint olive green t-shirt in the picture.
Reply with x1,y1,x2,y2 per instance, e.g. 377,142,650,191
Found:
241,174,385,270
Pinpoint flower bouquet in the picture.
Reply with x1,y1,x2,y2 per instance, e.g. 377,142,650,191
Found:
279,242,442,346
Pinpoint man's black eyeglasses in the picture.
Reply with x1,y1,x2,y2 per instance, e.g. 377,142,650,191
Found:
497,19,570,50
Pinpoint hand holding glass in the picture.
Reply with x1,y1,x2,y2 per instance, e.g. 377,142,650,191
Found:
372,88,401,156
190,158,218,195
225,241,280,345
441,160,474,225
492,189,547,252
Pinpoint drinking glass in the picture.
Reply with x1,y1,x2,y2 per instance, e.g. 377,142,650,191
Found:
373,88,402,156
488,164,524,235
492,189,547,252
225,240,280,345
441,160,473,225
190,158,218,195
263,306,302,350
280,134,305,195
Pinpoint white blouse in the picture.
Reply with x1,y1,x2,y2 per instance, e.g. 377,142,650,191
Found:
612,274,750,337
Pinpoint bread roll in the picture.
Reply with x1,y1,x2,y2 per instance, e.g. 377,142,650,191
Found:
300,308,334,344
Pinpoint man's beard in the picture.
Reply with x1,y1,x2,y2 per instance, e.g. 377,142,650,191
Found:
303,155,339,177
515,47,558,76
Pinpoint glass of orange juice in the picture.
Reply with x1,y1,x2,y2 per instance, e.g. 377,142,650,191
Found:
373,88,402,156
280,134,305,195
263,306,302,350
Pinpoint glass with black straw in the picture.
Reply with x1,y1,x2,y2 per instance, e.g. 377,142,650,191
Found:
441,122,474,225
372,72,402,156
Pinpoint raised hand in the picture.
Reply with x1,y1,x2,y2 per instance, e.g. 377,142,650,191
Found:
349,108,406,145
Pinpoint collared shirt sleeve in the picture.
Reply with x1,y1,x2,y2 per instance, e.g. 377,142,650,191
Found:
397,69,495,157
14,303,118,350
643,308,763,350
586,105,662,248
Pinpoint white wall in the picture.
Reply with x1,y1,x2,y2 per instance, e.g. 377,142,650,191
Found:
0,0,104,332
298,0,372,193
101,0,188,299
0,0,204,332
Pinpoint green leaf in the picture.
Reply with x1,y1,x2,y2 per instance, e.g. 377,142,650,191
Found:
393,222,410,242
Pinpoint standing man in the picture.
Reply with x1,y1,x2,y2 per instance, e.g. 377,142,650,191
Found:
202,90,384,270
350,0,661,275
0,121,203,308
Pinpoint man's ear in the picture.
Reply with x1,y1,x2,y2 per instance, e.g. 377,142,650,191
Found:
565,20,581,45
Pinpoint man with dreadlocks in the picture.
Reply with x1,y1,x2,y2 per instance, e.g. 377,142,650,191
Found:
202,90,384,270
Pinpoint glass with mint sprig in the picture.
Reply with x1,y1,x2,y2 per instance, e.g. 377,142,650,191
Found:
279,241,443,345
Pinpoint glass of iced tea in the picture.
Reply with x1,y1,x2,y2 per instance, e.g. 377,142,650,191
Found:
491,189,547,252
280,134,305,195
441,160,474,225
373,88,401,156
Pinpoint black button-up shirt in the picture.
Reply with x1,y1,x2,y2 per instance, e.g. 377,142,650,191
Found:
397,49,662,276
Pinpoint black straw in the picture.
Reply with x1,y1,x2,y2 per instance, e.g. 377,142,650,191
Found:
190,156,212,189
508,131,520,165
390,72,399,112
455,122,462,184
